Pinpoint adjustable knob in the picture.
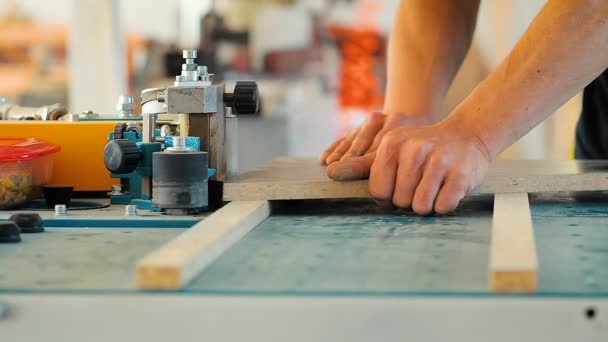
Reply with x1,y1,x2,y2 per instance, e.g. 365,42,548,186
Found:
10,213,44,233
104,139,142,174
228,81,259,115
114,123,128,139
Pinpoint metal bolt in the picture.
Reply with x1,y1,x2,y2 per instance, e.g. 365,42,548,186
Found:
156,91,166,103
118,94,134,105
183,49,197,60
110,185,123,195
167,136,192,152
183,49,197,70
160,125,172,137
54,204,67,216
173,136,186,149
198,65,212,82
125,205,138,216
175,49,204,85
182,63,197,72
61,114,80,122
80,110,99,119
116,94,135,118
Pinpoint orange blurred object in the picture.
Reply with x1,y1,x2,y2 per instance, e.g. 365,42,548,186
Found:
0,121,120,192
328,25,386,112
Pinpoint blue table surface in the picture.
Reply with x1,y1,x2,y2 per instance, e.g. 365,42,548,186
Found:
1,193,608,297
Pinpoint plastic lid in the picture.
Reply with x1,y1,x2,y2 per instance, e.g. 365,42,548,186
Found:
0,138,61,162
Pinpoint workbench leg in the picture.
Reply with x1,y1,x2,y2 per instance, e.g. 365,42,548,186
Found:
490,192,539,292
136,200,270,290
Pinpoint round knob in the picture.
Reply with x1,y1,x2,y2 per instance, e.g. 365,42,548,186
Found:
231,81,260,115
0,222,21,243
104,139,142,174
9,213,44,233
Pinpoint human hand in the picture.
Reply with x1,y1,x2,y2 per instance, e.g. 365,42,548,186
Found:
320,112,433,165
327,118,492,215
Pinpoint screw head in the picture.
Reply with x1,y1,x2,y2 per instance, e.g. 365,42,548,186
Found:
125,205,138,216
110,185,124,195
183,49,197,59
54,204,68,216
116,94,135,112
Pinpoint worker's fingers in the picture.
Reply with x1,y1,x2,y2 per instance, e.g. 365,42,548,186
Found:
367,128,390,153
327,153,375,181
412,154,451,216
366,114,414,152
325,128,360,164
369,131,403,207
320,138,344,164
434,172,469,215
341,112,385,160
391,142,428,208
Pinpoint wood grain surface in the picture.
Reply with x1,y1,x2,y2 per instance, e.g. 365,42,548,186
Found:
224,158,608,201
136,200,270,289
490,193,538,292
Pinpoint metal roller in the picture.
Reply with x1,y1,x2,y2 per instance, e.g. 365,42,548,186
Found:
152,147,209,215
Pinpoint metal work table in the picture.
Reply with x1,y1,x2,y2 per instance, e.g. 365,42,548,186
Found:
1,193,608,341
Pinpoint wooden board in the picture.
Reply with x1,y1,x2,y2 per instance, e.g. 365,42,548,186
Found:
490,193,538,292
224,158,608,201
136,200,270,289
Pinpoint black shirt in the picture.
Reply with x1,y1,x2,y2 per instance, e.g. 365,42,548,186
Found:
575,69,608,159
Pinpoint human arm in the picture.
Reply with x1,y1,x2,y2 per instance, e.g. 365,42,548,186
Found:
320,0,481,164
329,0,608,214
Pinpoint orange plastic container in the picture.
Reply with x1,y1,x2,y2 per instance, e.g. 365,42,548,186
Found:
0,138,61,209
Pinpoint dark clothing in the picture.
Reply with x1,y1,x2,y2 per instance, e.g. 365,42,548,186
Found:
575,69,608,159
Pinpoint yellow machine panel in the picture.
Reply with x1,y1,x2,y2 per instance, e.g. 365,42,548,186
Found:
0,121,120,191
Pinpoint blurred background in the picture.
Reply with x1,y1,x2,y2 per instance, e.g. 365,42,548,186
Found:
0,0,580,172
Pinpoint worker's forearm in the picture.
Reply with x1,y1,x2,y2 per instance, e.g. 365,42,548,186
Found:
447,0,608,159
383,0,480,121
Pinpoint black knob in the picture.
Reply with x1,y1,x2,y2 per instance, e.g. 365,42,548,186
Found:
9,213,44,233
0,222,21,243
228,81,259,114
114,123,128,139
104,139,142,174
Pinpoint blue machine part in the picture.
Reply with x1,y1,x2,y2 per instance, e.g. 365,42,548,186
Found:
109,142,161,205
131,199,161,212
108,132,215,212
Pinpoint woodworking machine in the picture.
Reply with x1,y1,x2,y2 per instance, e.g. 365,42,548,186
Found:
102,49,258,214
0,49,259,214
3,55,608,341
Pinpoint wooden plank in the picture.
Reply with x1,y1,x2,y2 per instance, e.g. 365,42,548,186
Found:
490,193,538,292
136,200,270,289
224,158,608,201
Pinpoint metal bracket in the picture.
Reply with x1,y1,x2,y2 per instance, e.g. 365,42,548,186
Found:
164,86,220,114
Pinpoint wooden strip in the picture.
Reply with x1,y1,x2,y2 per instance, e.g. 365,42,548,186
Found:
224,158,608,201
136,200,270,289
490,193,538,292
